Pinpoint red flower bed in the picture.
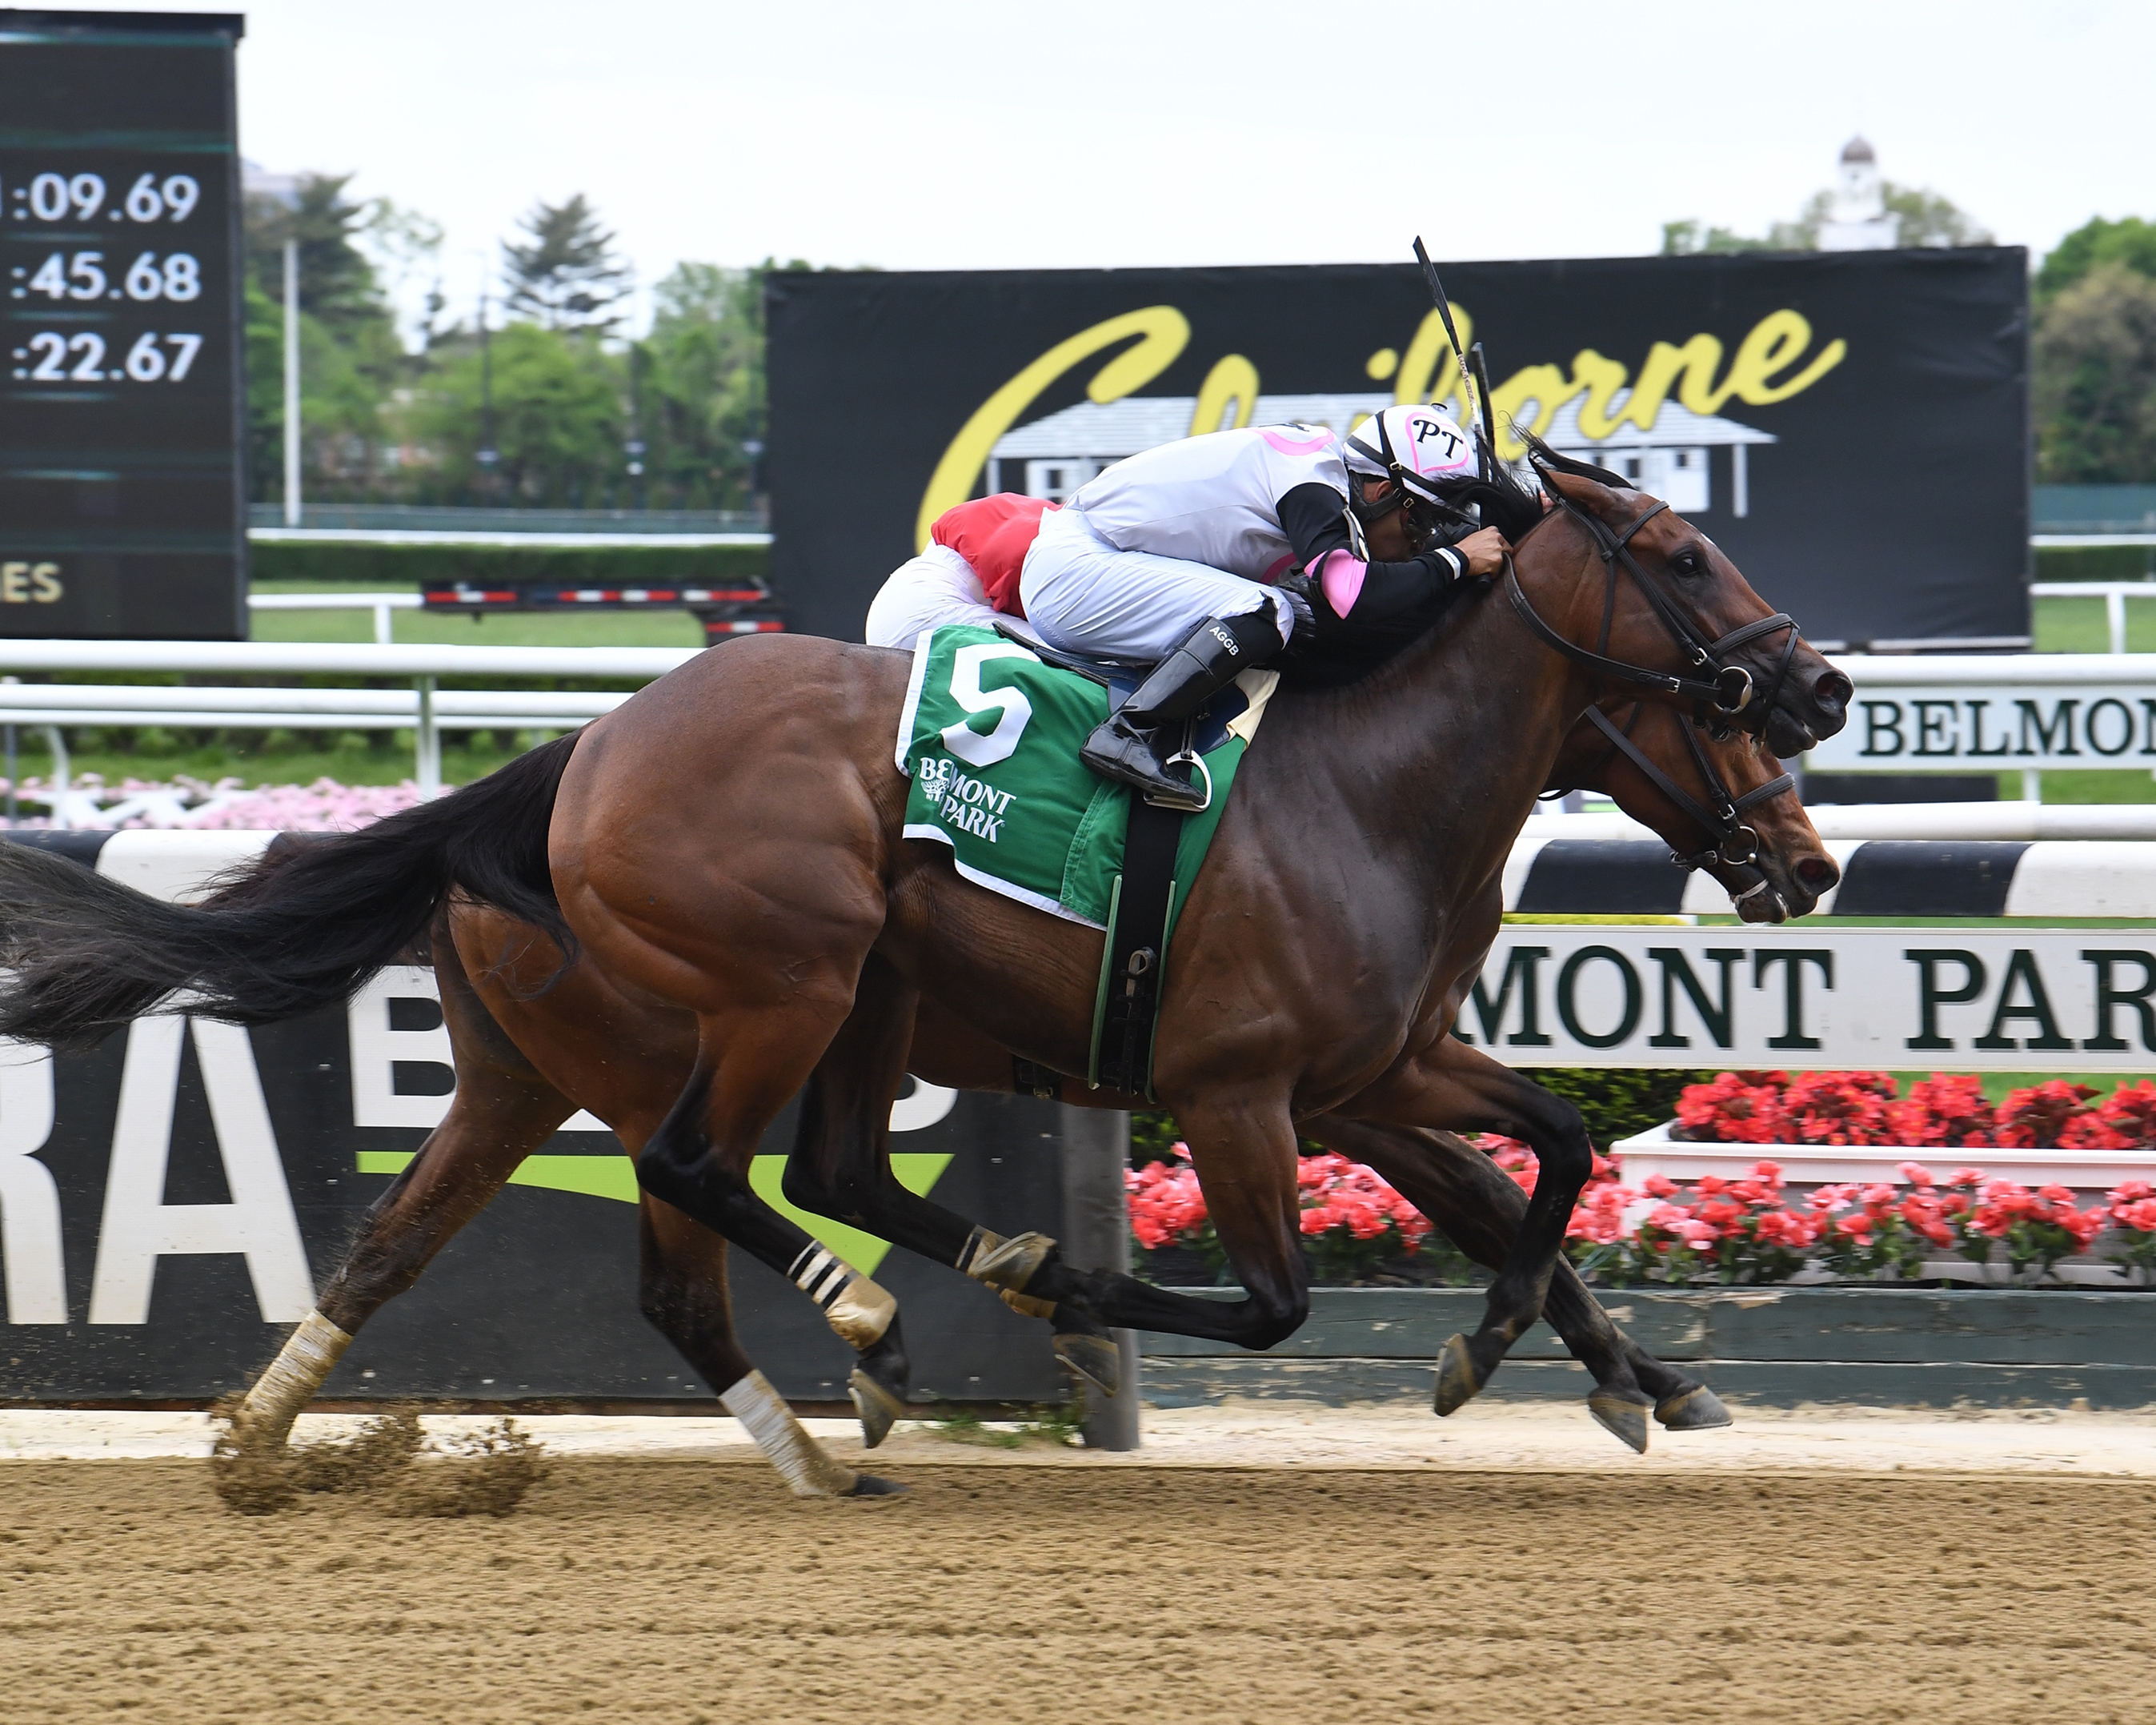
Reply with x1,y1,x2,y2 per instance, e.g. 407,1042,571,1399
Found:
1672,1070,2156,1152
1128,1126,2156,1288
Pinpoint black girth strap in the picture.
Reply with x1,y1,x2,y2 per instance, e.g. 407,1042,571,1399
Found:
1091,788,1184,1099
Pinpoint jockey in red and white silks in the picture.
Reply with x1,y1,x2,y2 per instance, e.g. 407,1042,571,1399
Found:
865,407,1512,808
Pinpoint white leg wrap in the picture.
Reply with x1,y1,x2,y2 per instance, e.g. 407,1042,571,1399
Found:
236,1309,353,1442
787,1245,896,1350
721,1369,859,1498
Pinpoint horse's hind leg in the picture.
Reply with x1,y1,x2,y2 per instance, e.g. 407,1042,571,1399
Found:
777,954,1125,1396
234,925,571,1446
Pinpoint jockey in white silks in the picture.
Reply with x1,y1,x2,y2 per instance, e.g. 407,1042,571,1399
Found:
864,405,1513,809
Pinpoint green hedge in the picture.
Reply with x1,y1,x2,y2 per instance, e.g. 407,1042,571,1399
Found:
2034,544,2156,584
1129,1068,1709,1169
249,539,771,588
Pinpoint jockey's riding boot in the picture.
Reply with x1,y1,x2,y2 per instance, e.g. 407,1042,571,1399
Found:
1080,609,1281,809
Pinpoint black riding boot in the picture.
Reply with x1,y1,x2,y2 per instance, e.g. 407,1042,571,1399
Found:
1080,609,1282,809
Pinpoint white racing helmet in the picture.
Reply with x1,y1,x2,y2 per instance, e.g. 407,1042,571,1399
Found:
1343,403,1481,504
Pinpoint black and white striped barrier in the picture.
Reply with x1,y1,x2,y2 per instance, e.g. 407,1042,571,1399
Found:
1507,828,2156,919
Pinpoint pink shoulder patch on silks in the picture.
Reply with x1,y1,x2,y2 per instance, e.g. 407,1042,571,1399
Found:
1258,426,1335,459
1316,548,1366,617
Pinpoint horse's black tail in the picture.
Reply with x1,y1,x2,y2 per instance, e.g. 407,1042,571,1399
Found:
0,732,579,1050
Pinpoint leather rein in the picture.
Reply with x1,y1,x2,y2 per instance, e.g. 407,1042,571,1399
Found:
1506,485,1802,891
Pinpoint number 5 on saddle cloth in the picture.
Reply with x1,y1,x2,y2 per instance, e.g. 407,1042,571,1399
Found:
894,623,1275,1098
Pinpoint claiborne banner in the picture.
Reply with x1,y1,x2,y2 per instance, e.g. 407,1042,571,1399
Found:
767,250,2029,648
1459,928,2156,1072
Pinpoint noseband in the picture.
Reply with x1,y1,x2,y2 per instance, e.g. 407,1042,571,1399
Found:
1568,700,1797,876
1505,490,1802,737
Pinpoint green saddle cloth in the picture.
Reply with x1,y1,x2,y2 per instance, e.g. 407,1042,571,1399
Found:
895,624,1272,937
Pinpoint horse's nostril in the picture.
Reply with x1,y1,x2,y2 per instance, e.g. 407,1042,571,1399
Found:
1794,854,1840,893
1815,670,1853,710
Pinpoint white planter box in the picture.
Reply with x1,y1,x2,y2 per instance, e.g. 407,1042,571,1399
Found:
1607,1121,2156,1287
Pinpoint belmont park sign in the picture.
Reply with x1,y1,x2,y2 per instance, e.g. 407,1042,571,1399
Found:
1457,929,2156,1071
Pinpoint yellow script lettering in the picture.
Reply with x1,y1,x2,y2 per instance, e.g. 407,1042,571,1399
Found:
1721,310,1846,405
1188,354,1260,436
915,305,1190,550
1569,350,1633,442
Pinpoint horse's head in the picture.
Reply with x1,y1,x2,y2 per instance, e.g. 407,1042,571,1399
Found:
1516,453,1851,758
1550,698,1840,924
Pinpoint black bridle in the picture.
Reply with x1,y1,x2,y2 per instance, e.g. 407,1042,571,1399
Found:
1507,480,1805,903
1505,487,1802,737
1564,700,1797,883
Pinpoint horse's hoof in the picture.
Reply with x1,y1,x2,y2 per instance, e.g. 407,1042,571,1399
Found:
1433,1333,1486,1418
1654,1383,1734,1431
846,1473,909,1497
971,1230,1055,1293
1587,1389,1653,1454
1053,1329,1122,1397
848,1367,906,1450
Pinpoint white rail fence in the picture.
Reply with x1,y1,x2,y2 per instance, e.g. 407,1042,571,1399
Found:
0,640,699,804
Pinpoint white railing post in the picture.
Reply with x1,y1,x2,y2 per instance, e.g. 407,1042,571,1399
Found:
2110,590,2129,656
415,676,439,799
41,725,68,831
373,600,393,646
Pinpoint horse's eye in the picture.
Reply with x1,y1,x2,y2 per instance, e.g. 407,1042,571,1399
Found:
1670,548,1705,577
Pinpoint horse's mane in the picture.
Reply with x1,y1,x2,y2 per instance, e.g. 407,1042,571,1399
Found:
1276,427,1589,688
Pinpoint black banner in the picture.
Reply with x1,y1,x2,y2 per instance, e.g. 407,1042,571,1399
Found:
0,962,1067,1405
767,251,2029,650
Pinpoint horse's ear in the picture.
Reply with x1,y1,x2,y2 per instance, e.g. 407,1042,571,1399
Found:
1541,463,1630,525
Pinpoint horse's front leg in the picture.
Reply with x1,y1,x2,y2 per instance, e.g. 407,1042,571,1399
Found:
1346,1039,1607,1422
1313,1116,1729,1450
989,1088,1311,1352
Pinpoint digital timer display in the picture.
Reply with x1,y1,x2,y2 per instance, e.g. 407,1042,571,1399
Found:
0,11,245,639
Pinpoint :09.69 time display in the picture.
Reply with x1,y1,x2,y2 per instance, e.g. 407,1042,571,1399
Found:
6,171,201,223
14,330,202,382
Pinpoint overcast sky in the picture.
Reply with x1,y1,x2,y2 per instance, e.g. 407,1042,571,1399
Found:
78,0,2156,327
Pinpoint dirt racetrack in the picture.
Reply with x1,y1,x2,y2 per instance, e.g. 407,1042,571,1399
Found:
6,1454,2154,1724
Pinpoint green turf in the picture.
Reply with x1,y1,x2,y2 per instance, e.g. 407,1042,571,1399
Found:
247,580,703,649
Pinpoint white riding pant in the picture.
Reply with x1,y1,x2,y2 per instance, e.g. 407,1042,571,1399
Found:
1017,503,1292,662
863,544,1042,648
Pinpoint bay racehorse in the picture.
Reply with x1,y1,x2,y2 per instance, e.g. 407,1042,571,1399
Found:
0,451,1849,1493
230,685,1833,1500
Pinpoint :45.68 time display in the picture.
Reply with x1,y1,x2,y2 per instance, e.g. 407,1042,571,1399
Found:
14,330,202,383
17,250,201,302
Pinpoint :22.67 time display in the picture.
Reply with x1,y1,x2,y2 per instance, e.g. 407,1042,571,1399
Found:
13,330,201,383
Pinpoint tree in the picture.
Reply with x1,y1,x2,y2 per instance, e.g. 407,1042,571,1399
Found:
2033,263,2156,483
410,323,625,504
240,172,406,502
2035,215,2156,304
1661,182,1987,254
503,195,631,331
639,262,767,509
243,172,391,335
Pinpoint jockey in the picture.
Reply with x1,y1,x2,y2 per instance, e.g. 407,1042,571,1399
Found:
864,491,1053,649
1032,406,1511,807
863,405,1512,808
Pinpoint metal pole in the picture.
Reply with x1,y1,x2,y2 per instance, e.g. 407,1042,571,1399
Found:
1056,1103,1140,1450
373,600,393,646
415,676,439,798
2110,590,2129,656
2023,767,2042,804
2,675,15,829
41,725,68,830
283,240,301,528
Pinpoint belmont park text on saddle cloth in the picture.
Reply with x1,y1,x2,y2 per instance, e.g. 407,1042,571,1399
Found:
894,624,1273,933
